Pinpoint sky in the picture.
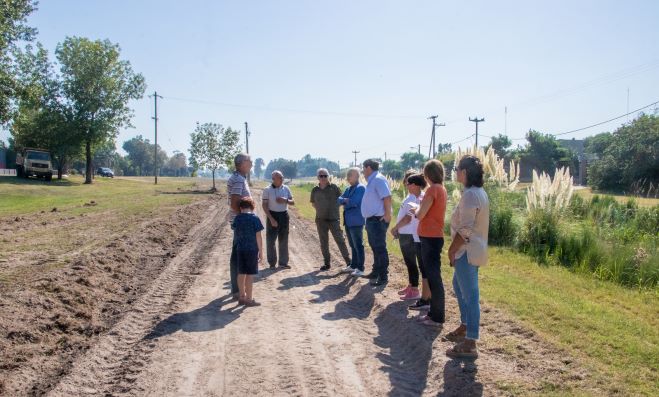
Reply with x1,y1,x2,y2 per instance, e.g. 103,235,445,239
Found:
3,0,659,168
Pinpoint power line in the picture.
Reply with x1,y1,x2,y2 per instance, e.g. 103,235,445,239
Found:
508,98,659,141
164,95,422,120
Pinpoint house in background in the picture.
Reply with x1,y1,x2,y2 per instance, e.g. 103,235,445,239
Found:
557,138,597,186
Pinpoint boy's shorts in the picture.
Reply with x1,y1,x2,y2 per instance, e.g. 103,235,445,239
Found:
237,250,259,275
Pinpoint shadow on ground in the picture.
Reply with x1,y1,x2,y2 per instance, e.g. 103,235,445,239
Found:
144,294,244,339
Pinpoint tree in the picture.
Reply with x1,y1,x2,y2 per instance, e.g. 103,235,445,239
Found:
296,154,340,177
265,158,298,180
56,37,146,184
586,115,659,193
189,122,241,191
437,143,452,155
489,134,512,158
0,0,37,124
122,135,151,176
10,43,81,179
381,159,403,179
400,151,425,171
164,151,188,176
515,130,574,177
254,157,265,179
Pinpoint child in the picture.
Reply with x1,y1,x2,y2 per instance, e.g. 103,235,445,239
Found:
231,197,264,307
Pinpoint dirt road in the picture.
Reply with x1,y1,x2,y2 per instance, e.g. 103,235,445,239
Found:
46,191,590,396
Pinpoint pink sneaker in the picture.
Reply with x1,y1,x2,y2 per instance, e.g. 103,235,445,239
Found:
398,285,411,296
400,288,421,301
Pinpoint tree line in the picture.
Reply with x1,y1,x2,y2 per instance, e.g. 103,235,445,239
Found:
1,1,145,183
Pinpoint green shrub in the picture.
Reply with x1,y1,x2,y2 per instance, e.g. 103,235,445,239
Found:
489,205,517,246
519,208,560,261
555,225,603,269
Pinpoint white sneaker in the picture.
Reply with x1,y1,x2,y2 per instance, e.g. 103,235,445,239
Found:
340,266,354,273
351,269,364,277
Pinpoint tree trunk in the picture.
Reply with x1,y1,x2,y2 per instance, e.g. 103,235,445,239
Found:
85,140,93,184
211,169,216,191
57,155,66,180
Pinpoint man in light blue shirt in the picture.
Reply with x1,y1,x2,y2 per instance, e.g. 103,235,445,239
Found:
360,159,392,286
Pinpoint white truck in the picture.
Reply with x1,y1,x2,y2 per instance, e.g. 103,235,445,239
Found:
16,148,53,181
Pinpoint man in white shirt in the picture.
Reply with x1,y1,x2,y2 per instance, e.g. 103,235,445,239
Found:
262,170,295,269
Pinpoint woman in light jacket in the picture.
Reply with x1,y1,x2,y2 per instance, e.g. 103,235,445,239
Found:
445,155,489,358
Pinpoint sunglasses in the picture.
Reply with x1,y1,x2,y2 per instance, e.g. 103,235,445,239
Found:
318,175,329,178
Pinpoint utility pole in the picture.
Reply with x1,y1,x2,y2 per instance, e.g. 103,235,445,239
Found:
352,150,360,167
427,115,445,159
149,91,163,185
244,122,250,183
469,116,485,147
504,106,508,135
384,152,387,162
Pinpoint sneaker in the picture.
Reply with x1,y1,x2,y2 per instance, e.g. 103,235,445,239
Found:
278,264,291,269
351,269,365,277
398,285,411,295
269,264,276,269
319,264,331,271
408,299,430,311
400,288,421,301
340,265,354,273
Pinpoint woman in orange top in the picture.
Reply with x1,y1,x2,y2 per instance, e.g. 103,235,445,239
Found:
414,159,448,326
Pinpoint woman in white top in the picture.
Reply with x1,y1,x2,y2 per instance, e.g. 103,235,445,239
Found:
445,155,489,359
390,172,427,301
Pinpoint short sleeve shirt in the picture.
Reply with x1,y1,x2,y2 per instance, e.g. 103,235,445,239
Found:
417,184,447,238
360,171,392,218
262,184,293,212
310,184,342,220
231,213,264,251
397,193,421,240
227,171,251,220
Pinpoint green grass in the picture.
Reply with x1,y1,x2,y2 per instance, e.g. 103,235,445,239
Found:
0,175,214,284
0,175,210,217
290,184,659,396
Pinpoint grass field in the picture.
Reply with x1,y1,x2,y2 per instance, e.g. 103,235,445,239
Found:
574,186,659,208
290,184,659,396
0,175,214,285
0,175,211,217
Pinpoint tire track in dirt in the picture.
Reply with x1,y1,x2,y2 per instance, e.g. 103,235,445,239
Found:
46,199,228,396
49,188,598,396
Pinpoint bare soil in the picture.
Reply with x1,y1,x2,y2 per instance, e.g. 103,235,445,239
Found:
2,190,599,396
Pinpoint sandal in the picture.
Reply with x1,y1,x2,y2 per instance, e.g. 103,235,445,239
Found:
446,341,478,359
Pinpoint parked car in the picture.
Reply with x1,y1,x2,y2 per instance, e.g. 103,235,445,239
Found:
97,167,114,178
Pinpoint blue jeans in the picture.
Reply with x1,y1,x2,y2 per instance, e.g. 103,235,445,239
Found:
345,225,365,271
453,253,480,340
365,217,390,279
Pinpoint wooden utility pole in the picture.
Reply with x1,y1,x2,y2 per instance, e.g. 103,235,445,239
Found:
245,122,250,183
469,116,485,147
428,115,445,158
149,91,163,184
352,150,360,167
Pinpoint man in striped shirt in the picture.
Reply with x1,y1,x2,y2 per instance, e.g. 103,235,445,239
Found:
228,153,252,299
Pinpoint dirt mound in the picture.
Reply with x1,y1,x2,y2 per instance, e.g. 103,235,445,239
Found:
0,194,224,396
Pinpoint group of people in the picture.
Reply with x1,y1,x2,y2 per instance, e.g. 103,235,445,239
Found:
227,152,490,358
